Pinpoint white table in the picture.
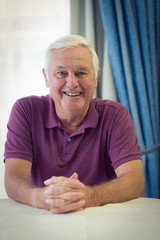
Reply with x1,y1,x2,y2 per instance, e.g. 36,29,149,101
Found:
0,197,160,240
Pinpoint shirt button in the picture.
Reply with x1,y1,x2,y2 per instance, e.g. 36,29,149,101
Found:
67,137,71,142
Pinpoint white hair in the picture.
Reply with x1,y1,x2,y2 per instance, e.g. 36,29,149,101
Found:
44,34,99,78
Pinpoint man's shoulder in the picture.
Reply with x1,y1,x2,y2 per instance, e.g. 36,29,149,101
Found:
15,95,50,109
92,98,125,112
17,95,49,104
11,95,52,118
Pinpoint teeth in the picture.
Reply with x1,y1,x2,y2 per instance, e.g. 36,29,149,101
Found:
64,92,81,97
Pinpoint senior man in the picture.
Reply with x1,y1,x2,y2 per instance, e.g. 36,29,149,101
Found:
4,35,144,214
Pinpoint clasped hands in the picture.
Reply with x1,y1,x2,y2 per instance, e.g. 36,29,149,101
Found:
44,173,86,214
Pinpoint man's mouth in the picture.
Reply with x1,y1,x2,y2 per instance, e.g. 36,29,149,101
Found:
63,91,82,97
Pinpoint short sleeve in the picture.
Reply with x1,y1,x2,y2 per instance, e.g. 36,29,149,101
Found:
4,99,33,161
109,106,141,169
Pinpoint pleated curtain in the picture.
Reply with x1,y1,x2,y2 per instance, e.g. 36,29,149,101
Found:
99,0,160,198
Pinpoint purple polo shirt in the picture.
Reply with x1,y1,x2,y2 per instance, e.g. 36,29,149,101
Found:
4,95,141,187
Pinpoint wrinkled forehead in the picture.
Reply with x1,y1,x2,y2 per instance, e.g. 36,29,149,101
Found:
47,46,93,70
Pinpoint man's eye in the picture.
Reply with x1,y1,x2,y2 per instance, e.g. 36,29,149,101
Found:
55,71,68,78
75,71,87,78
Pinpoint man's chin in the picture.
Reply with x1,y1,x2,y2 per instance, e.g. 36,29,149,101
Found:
62,102,85,112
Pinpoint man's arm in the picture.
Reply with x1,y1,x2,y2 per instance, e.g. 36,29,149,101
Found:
4,158,47,209
83,159,144,208
4,158,85,212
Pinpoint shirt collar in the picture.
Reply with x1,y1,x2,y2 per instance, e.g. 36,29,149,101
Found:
84,99,99,128
45,96,99,129
44,95,58,128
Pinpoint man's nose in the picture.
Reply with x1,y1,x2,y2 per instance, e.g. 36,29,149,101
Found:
65,73,79,88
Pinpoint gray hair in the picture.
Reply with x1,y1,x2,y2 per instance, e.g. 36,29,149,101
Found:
44,34,99,78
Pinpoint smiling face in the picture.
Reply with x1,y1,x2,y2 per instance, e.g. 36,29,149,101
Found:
43,46,98,126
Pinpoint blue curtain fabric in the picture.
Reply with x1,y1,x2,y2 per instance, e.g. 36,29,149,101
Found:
99,0,160,198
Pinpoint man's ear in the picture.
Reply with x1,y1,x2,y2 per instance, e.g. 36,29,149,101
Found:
95,69,100,88
42,68,49,88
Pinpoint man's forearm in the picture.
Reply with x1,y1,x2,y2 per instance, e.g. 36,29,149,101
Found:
5,173,47,209
84,171,144,208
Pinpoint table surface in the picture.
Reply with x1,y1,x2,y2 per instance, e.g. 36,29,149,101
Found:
0,197,160,240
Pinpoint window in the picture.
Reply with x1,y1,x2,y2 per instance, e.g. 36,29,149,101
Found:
0,0,70,198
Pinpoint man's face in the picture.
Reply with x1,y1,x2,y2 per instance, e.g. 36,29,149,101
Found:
43,46,98,118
